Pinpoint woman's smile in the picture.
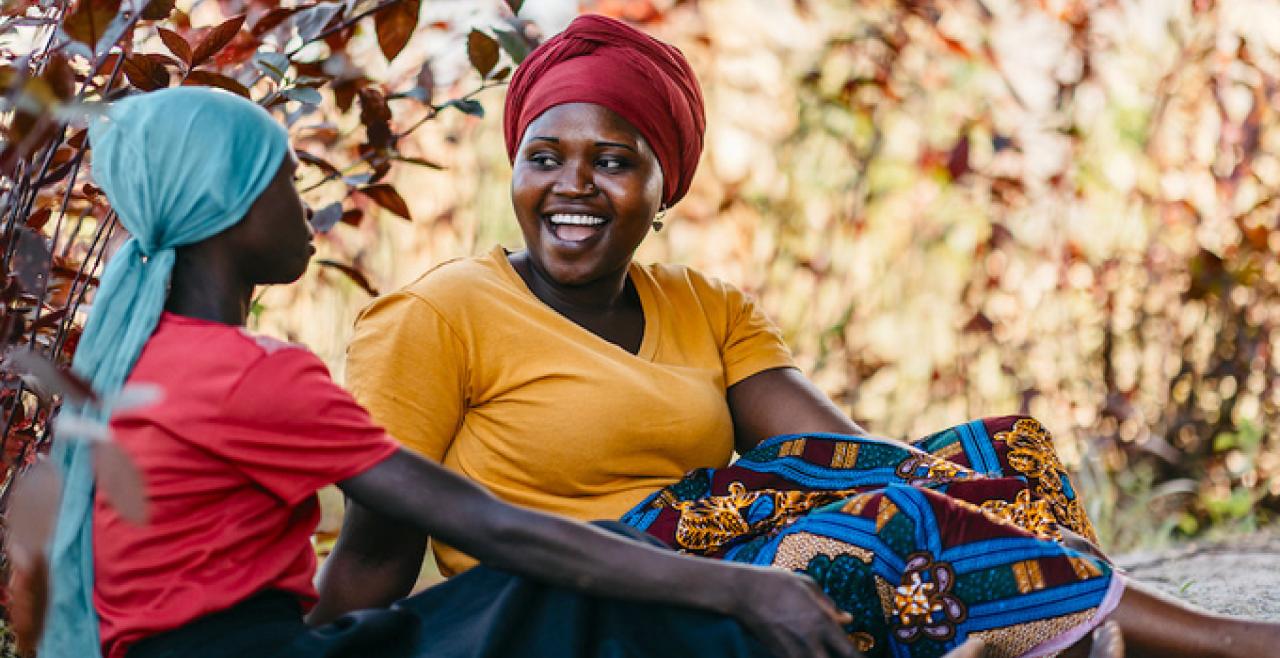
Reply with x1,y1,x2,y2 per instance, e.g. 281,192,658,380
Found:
545,213,610,245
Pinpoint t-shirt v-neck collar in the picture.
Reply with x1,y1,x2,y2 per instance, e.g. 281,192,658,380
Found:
491,246,660,362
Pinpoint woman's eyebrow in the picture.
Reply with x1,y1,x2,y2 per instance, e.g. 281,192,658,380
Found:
596,140,637,152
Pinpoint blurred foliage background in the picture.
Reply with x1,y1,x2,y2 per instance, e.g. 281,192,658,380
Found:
266,0,1280,554
4,2,1280,650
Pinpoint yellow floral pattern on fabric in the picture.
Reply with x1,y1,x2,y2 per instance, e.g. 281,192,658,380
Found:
666,482,855,552
894,451,977,486
997,418,1099,542
980,490,1062,540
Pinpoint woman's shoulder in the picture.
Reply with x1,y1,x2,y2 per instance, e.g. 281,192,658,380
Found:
355,248,516,333
635,261,745,304
399,248,512,304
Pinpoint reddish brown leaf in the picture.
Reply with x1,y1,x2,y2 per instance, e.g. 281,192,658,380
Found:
30,307,67,332
251,5,301,36
158,27,192,66
374,0,420,62
332,77,369,112
63,0,122,49
316,259,380,296
183,69,250,98
962,311,994,334
42,53,76,102
191,14,246,67
141,0,176,20
356,184,411,221
212,29,261,68
324,24,356,51
122,53,169,90
67,127,89,148
467,29,500,78
358,87,393,150
25,207,52,231
340,208,363,227
296,150,341,178
946,134,970,181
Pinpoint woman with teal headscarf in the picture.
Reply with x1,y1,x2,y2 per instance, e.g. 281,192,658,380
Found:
33,87,861,658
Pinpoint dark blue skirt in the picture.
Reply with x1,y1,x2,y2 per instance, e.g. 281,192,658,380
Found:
127,523,770,658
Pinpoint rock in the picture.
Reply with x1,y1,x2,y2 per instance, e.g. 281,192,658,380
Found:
1116,530,1280,620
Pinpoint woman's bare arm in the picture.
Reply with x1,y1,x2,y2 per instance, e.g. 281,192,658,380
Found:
321,448,860,658
727,367,868,453
308,500,428,625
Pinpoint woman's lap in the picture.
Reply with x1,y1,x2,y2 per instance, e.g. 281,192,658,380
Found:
621,415,1120,658
129,522,769,658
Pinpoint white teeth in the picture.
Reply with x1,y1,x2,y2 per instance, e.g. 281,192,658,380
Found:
548,214,606,226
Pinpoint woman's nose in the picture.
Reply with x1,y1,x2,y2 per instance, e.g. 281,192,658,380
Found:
552,160,597,197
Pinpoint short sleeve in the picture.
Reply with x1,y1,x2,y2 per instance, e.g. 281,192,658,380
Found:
216,348,398,505
720,284,795,386
345,291,468,462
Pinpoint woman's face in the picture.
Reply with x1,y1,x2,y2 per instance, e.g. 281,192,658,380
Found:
232,156,315,285
511,103,664,287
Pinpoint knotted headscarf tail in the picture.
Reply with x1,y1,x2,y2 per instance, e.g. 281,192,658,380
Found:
43,87,289,658
503,14,706,206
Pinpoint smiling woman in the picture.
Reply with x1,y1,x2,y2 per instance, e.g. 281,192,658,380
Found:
330,13,1280,658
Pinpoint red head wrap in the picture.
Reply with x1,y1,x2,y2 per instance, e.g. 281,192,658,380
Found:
503,14,706,206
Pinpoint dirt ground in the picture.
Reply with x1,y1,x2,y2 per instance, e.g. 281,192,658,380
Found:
1116,530,1280,620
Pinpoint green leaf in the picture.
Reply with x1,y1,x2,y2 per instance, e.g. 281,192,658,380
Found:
445,98,484,118
467,28,500,78
283,86,323,106
294,2,343,44
309,202,344,233
393,155,443,169
253,51,290,82
493,25,529,64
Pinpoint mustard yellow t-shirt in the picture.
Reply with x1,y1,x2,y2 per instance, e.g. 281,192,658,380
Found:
345,246,793,575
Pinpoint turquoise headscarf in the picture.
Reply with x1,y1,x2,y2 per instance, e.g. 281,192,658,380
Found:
42,87,289,657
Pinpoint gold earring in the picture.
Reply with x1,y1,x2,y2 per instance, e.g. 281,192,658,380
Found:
653,205,668,232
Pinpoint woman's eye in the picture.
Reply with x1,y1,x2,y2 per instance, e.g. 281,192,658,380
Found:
530,153,559,167
598,157,629,171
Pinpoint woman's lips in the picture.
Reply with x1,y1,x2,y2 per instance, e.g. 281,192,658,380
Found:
545,213,608,243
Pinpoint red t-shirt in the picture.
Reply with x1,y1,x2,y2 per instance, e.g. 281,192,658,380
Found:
93,313,398,658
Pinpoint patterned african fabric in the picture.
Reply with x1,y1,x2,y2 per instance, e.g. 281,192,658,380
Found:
621,415,1123,658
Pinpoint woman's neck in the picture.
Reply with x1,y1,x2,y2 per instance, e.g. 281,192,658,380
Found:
164,248,255,326
511,251,633,312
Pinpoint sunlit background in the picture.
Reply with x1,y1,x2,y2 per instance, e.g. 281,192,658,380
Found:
249,0,1280,552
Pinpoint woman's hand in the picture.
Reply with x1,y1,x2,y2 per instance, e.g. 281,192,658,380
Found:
732,569,862,658
338,449,864,655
